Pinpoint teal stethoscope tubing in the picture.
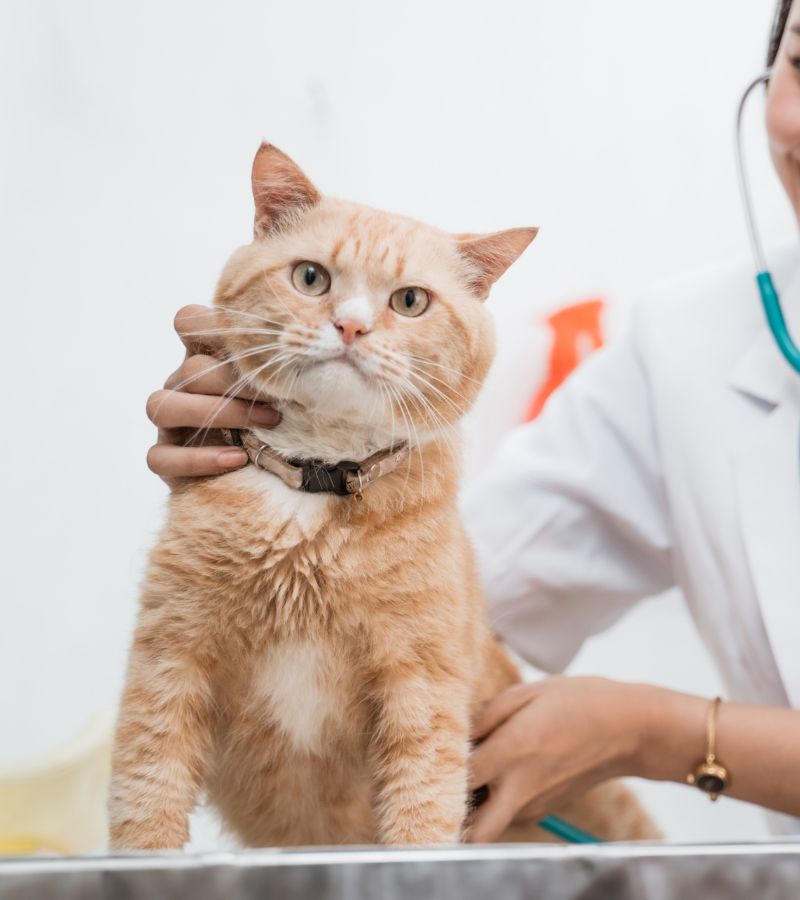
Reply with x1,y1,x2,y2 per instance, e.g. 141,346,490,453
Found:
736,68,800,375
538,814,600,844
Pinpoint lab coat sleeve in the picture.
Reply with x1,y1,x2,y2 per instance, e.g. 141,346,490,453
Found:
460,333,675,673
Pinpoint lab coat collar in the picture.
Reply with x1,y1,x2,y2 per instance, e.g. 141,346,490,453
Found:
728,260,800,407
728,330,795,407
730,257,800,707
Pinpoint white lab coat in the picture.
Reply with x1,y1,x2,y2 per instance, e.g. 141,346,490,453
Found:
461,247,800,830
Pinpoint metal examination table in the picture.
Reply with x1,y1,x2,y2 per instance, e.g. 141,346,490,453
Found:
2,840,800,899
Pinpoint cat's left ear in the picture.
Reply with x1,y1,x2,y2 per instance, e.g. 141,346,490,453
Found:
455,227,538,300
251,142,321,237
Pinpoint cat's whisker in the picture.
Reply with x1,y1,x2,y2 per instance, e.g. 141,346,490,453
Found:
406,378,461,435
212,348,299,441
384,377,398,462
372,379,391,435
378,359,464,425
402,388,459,460
383,380,418,498
378,347,475,407
407,363,474,407
375,346,477,413
366,356,462,468
286,365,304,404
415,398,461,461
382,372,461,465
231,355,295,431
239,347,297,392
148,342,288,425
404,367,466,419
178,343,282,389
214,303,319,342
364,374,384,434
400,392,426,499
256,272,304,326
404,353,485,387
180,341,303,449
182,392,247,451
214,304,307,330
279,338,316,355
177,305,298,338
182,355,283,448
259,353,300,397
181,327,290,340
388,378,429,498
382,353,469,421
378,380,394,444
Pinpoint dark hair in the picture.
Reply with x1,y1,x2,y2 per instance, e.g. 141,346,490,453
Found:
768,0,792,67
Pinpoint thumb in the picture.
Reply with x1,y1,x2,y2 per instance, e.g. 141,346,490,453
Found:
465,780,516,844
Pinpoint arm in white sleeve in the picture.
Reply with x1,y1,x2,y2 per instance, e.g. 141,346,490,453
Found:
460,333,675,673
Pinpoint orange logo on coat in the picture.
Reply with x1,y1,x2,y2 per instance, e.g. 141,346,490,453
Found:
525,299,605,421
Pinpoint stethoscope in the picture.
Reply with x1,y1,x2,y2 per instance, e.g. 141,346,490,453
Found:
736,68,800,374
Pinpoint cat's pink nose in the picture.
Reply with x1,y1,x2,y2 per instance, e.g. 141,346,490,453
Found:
334,317,369,345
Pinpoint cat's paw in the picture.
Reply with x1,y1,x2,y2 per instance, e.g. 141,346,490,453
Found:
379,817,463,846
109,818,188,852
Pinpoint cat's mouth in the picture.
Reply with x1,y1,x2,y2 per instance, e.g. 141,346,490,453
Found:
245,344,391,421
311,351,371,380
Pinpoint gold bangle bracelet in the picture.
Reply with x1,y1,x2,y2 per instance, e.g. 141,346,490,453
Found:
686,696,730,800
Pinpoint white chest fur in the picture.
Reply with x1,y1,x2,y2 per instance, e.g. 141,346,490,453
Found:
254,641,343,754
231,463,332,536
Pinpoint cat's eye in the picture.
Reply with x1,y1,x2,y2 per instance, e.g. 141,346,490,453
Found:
389,287,430,318
291,261,331,296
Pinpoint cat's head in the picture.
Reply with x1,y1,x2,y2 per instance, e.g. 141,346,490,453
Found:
214,143,536,447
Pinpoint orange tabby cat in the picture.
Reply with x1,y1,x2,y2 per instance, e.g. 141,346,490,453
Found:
109,143,657,849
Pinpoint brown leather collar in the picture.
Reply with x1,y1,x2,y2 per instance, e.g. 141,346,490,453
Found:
222,429,409,496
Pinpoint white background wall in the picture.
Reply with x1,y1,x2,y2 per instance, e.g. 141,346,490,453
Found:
1,0,795,844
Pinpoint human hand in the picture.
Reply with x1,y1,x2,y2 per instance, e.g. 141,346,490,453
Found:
466,676,649,842
145,305,280,482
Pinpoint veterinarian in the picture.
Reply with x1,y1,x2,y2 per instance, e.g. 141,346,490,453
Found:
145,0,800,842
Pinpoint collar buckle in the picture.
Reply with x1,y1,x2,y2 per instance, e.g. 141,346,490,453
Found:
301,459,359,495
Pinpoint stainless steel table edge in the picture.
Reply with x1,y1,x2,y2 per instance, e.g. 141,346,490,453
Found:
3,838,800,875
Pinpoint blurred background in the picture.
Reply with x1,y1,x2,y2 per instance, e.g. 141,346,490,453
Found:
0,0,794,849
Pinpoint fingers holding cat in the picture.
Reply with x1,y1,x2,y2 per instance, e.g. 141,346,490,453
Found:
145,305,280,482
173,304,228,358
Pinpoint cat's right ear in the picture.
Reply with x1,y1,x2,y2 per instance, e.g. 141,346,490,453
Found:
454,227,538,300
251,143,320,238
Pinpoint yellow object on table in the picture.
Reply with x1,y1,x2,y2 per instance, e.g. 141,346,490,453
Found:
0,715,113,856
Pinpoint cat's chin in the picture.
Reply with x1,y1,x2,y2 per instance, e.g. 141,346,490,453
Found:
308,357,371,392
251,411,400,467
262,358,382,419
245,364,396,464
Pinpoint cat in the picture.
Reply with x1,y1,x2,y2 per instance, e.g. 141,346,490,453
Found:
109,143,658,849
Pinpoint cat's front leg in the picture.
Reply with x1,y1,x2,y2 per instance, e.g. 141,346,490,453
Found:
109,600,218,851
370,665,470,845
